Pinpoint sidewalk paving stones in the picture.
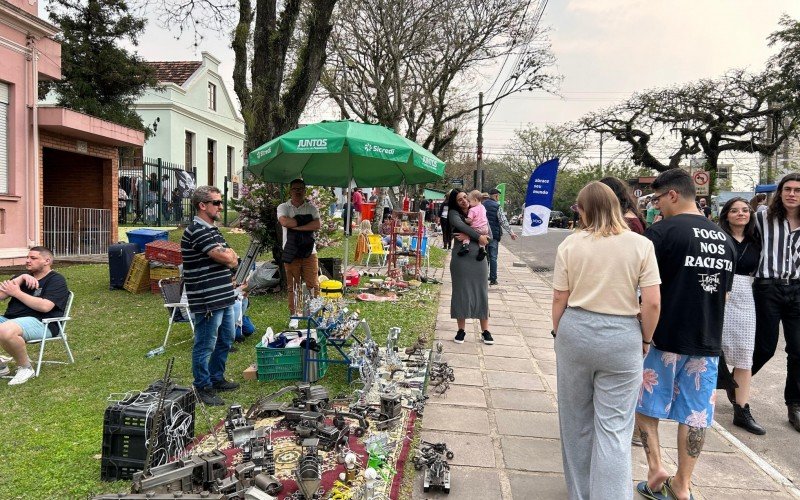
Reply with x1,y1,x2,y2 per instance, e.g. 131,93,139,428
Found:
530,348,557,361
443,341,479,355
412,244,798,499
419,431,496,468
496,410,561,439
451,367,485,386
663,450,780,492
508,473,568,499
412,467,502,499
487,370,544,391
430,385,487,408
422,404,490,434
443,353,481,369
485,334,525,346
501,437,563,473
536,360,557,376
483,355,535,373
490,389,556,412
481,345,532,359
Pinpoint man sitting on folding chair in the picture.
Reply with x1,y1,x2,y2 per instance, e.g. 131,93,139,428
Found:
0,246,70,386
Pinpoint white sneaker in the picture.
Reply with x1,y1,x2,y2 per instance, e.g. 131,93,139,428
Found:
8,366,35,385
288,318,299,329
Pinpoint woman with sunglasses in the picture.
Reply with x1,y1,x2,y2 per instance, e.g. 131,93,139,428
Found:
716,197,765,434
552,181,661,499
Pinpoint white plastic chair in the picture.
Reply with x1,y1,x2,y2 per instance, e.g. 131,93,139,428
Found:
28,291,75,377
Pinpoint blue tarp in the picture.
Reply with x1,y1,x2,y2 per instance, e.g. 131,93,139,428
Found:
756,184,777,193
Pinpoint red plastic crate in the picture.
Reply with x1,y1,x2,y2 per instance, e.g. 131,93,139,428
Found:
145,240,182,265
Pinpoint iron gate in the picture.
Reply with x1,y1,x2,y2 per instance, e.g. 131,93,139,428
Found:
118,157,196,226
43,206,111,256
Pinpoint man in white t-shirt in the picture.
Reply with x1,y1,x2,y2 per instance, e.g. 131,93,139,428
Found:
277,178,321,328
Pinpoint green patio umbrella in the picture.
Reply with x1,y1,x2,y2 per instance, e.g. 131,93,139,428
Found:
247,120,446,187
247,120,446,276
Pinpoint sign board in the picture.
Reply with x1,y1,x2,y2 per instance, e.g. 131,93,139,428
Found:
633,188,643,197
693,170,710,196
450,178,464,187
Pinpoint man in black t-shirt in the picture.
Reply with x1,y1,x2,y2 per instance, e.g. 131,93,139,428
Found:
634,169,734,500
0,247,69,386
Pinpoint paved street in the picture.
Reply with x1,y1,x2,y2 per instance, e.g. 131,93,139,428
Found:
415,242,800,499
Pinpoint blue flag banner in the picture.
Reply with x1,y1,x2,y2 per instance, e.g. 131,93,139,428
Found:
522,158,560,236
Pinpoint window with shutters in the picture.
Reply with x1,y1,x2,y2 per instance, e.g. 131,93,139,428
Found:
0,83,8,194
185,131,195,172
208,83,217,111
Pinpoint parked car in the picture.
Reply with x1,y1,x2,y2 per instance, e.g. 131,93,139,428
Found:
549,211,569,228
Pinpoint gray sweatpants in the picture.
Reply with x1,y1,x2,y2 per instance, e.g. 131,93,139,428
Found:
555,307,642,500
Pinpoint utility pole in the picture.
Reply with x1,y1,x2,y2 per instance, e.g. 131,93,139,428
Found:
599,132,604,175
476,92,484,191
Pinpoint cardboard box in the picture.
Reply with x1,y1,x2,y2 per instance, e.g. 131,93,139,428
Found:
243,364,258,381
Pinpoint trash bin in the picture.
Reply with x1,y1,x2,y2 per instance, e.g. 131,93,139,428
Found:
126,228,168,252
361,202,376,221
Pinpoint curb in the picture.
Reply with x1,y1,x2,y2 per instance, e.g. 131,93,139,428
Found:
711,421,800,498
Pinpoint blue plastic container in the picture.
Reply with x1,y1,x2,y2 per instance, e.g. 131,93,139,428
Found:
126,229,168,252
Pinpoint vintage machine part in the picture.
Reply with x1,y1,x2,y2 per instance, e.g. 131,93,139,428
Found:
295,438,322,499
225,404,255,447
131,450,227,494
247,382,330,420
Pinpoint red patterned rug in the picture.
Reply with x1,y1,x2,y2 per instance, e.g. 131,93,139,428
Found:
191,405,417,499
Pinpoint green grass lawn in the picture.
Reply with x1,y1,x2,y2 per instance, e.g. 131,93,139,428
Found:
0,234,442,499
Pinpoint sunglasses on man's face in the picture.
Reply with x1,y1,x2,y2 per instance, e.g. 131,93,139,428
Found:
205,200,223,207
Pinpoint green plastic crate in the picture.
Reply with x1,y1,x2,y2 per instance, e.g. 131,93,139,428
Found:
256,334,328,381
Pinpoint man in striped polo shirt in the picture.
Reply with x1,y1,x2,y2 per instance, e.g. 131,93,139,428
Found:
753,173,800,432
181,185,239,406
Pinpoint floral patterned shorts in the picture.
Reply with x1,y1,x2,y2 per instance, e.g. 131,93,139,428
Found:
636,347,719,428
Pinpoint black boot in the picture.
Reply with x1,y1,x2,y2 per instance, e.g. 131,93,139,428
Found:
733,403,766,435
789,403,800,433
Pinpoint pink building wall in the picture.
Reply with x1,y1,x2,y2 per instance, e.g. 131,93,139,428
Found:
0,0,61,264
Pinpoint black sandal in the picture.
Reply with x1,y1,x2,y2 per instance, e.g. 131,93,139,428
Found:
636,481,669,500
664,476,695,500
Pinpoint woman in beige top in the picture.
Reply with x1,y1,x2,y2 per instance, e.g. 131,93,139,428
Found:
552,181,661,500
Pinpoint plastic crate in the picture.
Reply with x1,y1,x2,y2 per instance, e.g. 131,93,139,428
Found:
127,229,169,253
100,383,195,481
256,334,328,381
145,240,182,265
123,254,150,294
149,266,181,294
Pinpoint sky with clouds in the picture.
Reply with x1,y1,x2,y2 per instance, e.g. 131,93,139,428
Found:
43,0,800,186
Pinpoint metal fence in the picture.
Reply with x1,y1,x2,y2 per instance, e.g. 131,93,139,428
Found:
118,157,196,226
43,206,112,256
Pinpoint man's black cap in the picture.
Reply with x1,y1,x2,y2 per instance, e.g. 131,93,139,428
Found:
488,188,501,195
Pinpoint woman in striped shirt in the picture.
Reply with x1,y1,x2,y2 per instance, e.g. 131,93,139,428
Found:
752,173,800,433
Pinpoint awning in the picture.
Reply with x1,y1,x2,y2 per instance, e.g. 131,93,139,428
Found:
423,188,447,200
37,106,145,147
755,184,777,193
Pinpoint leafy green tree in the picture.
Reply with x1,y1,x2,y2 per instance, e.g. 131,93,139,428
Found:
46,0,157,132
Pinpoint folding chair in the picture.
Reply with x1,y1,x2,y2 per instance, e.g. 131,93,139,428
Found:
28,291,75,377
159,278,194,351
364,234,387,267
410,236,430,269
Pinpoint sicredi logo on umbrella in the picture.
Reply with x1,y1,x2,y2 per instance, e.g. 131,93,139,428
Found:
297,139,328,149
364,143,395,155
255,147,272,158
